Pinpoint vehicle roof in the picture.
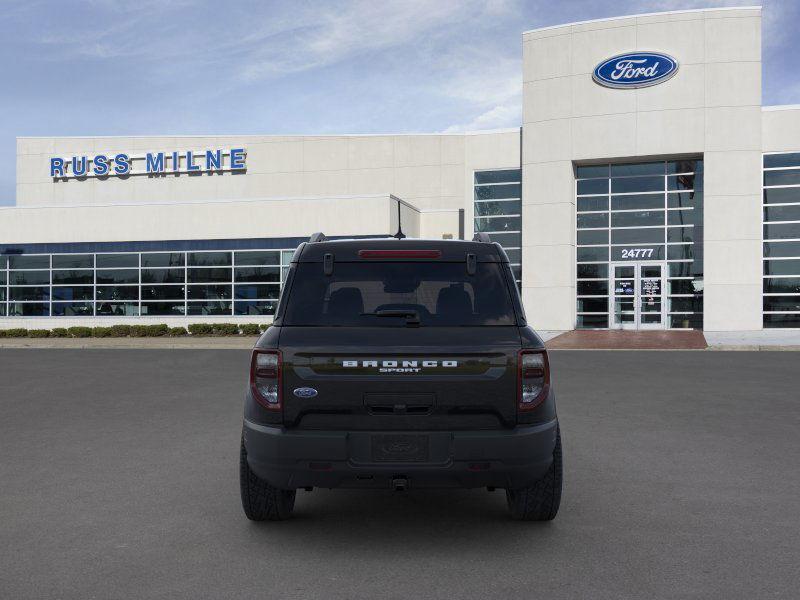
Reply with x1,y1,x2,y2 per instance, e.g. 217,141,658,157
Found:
294,237,508,262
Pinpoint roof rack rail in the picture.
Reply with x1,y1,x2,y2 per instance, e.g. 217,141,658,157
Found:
308,232,327,243
472,232,492,243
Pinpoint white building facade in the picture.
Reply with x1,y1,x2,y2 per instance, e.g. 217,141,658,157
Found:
3,6,800,332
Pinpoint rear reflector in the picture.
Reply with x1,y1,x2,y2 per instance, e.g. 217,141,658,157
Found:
358,250,442,259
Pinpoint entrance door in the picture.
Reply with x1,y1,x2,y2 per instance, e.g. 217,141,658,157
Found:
610,262,666,330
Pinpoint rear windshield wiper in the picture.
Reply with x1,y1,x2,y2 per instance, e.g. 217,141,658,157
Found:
360,309,421,326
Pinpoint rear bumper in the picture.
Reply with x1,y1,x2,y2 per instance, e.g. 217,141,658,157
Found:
242,418,558,490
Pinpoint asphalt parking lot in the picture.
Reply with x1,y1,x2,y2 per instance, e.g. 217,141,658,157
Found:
1,349,798,599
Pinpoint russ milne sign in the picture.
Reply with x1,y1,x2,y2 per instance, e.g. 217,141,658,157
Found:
593,52,678,89
50,148,246,179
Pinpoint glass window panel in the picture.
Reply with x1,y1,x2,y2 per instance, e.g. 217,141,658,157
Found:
670,314,703,329
510,265,522,282
96,254,138,268
10,287,50,301
667,160,702,174
611,162,664,177
764,314,800,328
763,296,800,312
611,210,664,228
96,302,139,316
667,191,702,209
577,246,609,262
0,272,5,285
576,165,608,178
669,297,703,312
141,268,185,284
667,245,694,261
0,288,5,301
474,216,521,232
668,279,702,295
482,232,520,248
667,227,694,243
9,270,50,285
281,250,295,264
140,302,185,316
576,179,608,195
764,223,800,240
187,267,231,283
474,200,521,217
577,197,608,212
611,228,664,244
763,187,800,204
8,302,49,316
764,170,800,187
0,304,5,315
577,264,608,279
668,262,696,277
235,300,277,316
52,254,93,269
141,285,185,300
577,230,608,245
577,314,608,328
234,266,281,282
9,255,49,269
234,284,281,300
764,278,800,294
667,209,698,226
764,259,800,276
52,270,93,284
504,249,521,263
52,302,93,316
141,253,185,268
577,298,608,312
577,213,608,229
0,255,6,269
95,286,139,301
667,174,700,191
187,301,232,315
474,184,521,200
764,241,800,258
611,246,665,261
764,153,800,169
611,176,663,194
764,205,800,222
577,281,608,295
96,269,138,284
187,284,232,300
611,194,664,210
234,251,280,266
187,251,232,266
53,286,94,301
474,170,520,184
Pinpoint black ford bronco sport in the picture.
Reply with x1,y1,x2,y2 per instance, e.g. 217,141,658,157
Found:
240,234,562,521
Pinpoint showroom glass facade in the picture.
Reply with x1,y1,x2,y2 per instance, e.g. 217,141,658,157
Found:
575,159,704,329
474,169,522,287
0,248,294,317
763,152,800,328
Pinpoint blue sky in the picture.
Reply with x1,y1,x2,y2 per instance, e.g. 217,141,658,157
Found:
1,0,798,206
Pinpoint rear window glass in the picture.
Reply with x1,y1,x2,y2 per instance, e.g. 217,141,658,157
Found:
283,262,516,326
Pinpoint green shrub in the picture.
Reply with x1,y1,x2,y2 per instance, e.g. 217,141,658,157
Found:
146,324,169,337
50,328,69,338
5,328,28,337
168,326,188,336
188,323,214,336
92,327,113,338
28,329,51,338
130,325,148,337
67,326,92,338
0,330,6,338
109,324,132,337
259,324,270,332
240,323,261,335
212,323,239,336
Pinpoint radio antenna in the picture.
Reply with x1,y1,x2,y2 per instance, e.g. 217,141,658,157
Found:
393,199,406,239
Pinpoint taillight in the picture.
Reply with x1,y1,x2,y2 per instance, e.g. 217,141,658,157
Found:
518,349,550,410
250,349,281,410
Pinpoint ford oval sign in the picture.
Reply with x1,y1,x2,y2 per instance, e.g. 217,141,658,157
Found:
293,387,318,399
593,52,678,89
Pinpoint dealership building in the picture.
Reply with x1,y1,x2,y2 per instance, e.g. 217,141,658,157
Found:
2,6,800,332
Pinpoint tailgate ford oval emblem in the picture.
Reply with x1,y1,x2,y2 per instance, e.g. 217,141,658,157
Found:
293,387,318,398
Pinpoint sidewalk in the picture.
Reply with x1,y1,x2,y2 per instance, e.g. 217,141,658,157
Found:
0,337,258,349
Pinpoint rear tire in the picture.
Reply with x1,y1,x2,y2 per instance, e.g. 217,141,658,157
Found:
239,437,296,521
506,427,562,521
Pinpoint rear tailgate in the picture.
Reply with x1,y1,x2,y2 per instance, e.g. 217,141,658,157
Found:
280,326,521,430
